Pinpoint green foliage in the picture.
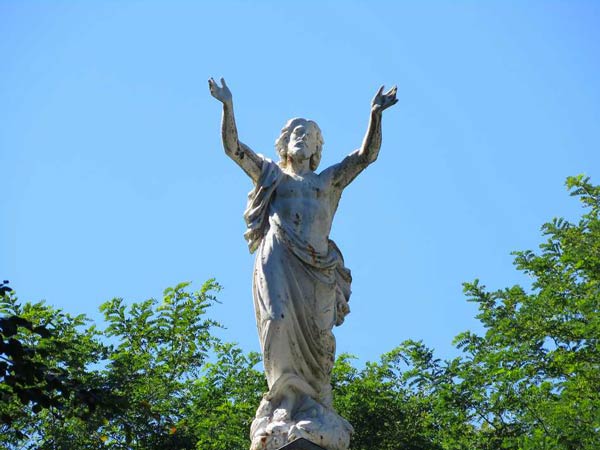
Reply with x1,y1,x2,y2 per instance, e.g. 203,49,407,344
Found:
93,280,223,448
2,175,598,450
443,175,600,449
1,282,108,446
1,280,266,450
332,348,442,450
334,175,600,450
190,343,265,450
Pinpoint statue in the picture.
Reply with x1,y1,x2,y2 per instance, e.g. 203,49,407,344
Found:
208,77,397,450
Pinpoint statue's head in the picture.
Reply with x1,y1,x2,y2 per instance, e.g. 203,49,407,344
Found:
275,118,323,171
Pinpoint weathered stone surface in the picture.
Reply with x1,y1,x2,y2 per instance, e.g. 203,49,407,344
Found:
209,77,397,450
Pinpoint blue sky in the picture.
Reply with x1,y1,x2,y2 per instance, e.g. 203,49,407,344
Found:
2,1,599,364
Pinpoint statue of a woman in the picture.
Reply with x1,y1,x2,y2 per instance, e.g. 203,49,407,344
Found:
209,78,397,450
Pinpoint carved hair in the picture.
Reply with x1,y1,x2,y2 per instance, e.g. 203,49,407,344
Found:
275,118,324,171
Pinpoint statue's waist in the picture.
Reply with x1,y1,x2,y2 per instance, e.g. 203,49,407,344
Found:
269,213,330,249
268,217,339,270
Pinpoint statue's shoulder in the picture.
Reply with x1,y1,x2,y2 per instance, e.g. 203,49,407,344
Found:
317,161,338,180
319,149,369,190
317,158,349,190
253,156,284,189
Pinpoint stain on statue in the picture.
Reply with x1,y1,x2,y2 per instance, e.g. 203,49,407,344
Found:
209,77,397,450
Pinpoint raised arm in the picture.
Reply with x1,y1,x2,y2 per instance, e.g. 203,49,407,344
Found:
208,77,262,182
328,85,398,189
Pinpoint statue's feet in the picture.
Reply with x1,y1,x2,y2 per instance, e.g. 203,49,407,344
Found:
272,407,290,422
250,402,352,450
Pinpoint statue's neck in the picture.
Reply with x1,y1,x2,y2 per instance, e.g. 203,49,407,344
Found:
286,155,312,176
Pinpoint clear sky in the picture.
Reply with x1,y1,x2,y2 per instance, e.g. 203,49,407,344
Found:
2,1,599,364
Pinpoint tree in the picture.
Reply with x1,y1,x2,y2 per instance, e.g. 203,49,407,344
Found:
342,175,600,450
189,342,265,450
90,280,223,449
1,281,107,447
1,280,266,450
440,175,600,449
3,175,597,450
332,348,444,450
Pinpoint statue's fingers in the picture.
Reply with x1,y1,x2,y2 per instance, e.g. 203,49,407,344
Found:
385,85,397,97
221,77,228,88
375,85,384,96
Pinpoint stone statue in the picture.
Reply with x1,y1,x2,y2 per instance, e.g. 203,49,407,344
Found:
208,77,397,450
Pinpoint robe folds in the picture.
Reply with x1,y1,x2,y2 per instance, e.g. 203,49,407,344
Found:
244,158,352,407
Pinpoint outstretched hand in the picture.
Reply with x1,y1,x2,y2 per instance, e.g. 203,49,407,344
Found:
208,77,232,105
371,85,398,114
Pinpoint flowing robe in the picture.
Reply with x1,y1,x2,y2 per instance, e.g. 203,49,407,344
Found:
245,158,352,449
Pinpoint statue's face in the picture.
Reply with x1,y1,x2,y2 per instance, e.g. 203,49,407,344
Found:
287,121,318,162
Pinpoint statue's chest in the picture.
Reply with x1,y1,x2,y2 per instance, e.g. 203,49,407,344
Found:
275,175,326,201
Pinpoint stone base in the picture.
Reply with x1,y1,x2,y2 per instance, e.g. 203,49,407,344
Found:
277,438,325,450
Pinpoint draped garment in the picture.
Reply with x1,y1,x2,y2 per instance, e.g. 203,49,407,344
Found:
244,158,351,407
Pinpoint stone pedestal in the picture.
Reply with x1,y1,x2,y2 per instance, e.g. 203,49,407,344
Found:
277,438,325,450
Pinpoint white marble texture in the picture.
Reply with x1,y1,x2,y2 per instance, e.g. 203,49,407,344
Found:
209,78,397,450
